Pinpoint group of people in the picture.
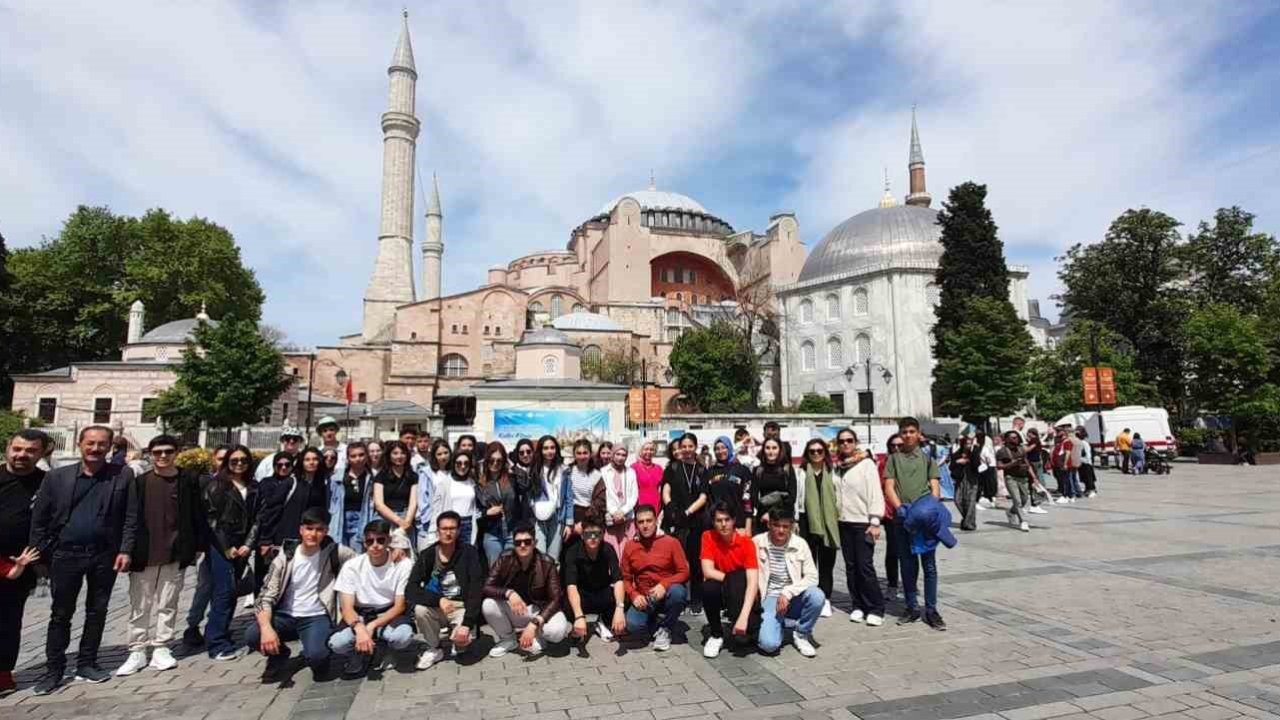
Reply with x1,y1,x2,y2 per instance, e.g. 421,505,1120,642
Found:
1,416,957,698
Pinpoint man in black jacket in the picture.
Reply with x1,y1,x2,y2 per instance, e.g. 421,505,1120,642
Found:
116,435,204,677
0,429,48,697
28,426,137,696
407,510,481,670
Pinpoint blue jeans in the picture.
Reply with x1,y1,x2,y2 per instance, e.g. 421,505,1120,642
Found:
481,531,511,566
758,586,825,653
328,615,414,654
1063,470,1081,498
341,510,363,550
244,613,334,670
625,583,689,635
186,556,212,629
204,547,239,657
535,518,562,560
894,520,937,612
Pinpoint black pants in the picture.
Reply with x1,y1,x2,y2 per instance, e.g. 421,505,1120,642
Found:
883,518,900,587
680,527,703,603
838,522,885,617
47,548,118,672
565,586,617,623
954,478,980,531
1120,451,1130,474
800,516,837,599
980,468,998,501
1079,465,1097,494
0,582,32,672
702,569,760,639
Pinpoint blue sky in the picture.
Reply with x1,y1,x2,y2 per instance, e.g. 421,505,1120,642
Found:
3,1,1278,347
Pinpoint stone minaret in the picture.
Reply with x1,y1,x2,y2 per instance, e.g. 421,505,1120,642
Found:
362,11,420,343
127,300,145,344
421,173,443,301
905,106,932,208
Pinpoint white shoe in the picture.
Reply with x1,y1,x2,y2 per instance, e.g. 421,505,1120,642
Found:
488,639,517,658
415,648,445,670
653,627,672,651
242,596,254,609
1054,497,1069,505
820,600,833,618
792,633,817,658
116,651,149,677
865,614,884,627
977,498,992,508
1019,522,1030,532
596,621,614,642
526,638,543,656
703,636,723,658
1087,491,1098,498
149,647,177,672
1027,506,1048,514
849,609,865,623
1069,497,1077,504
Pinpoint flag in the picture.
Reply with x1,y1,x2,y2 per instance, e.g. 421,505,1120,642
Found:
344,374,354,405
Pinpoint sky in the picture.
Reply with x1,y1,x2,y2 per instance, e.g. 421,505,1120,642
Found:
3,1,1278,347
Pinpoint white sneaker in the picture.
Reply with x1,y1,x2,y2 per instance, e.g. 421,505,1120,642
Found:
1027,506,1048,514
416,648,445,670
977,498,992,508
865,614,884,627
849,608,865,623
488,639,517,658
149,647,177,672
116,651,149,676
820,600,833,618
596,620,615,642
1087,491,1098,498
792,633,817,658
703,636,723,658
1019,522,1030,532
1054,497,1069,505
526,638,543,656
1068,497,1077,504
653,627,672,651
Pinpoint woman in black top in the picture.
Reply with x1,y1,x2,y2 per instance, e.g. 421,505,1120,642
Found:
476,442,517,566
660,432,707,608
749,437,796,533
202,445,257,660
704,436,752,533
509,438,535,523
373,440,418,537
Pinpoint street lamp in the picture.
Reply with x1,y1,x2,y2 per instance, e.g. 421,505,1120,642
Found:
844,358,893,446
305,354,346,440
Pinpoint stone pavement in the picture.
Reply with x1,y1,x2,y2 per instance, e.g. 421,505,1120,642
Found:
4,463,1280,720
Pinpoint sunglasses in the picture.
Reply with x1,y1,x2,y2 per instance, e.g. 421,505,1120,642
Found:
890,444,904,449
275,462,294,469
228,458,249,465
364,536,389,547
838,438,856,444
513,538,534,547
518,448,533,455
582,530,603,540
488,457,505,464
151,448,176,456
808,448,826,455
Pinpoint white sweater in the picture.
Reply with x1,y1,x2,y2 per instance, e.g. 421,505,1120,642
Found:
832,458,885,525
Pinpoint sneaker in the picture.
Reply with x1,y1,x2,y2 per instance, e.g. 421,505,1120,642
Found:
924,610,947,631
75,665,111,684
821,600,833,618
213,648,244,662
898,608,921,624
792,633,817,658
261,651,290,679
1068,497,1077,504
182,626,205,647
415,648,445,670
32,671,64,696
526,638,543,657
1027,506,1048,514
849,608,865,623
703,636,723,659
653,627,672,651
0,671,15,698
1089,490,1099,497
150,647,177,672
1054,497,1070,505
341,653,371,679
488,639,518,658
1019,522,1030,533
596,620,615,642
865,614,884,627
116,651,149,677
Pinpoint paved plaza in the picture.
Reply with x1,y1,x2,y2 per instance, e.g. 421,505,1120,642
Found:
4,463,1280,720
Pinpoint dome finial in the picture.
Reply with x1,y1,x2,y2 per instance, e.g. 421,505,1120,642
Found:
196,301,210,322
648,169,656,191
879,166,897,208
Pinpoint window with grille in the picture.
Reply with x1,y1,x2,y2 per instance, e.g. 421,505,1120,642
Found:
141,398,159,424
93,398,113,424
37,398,57,424
441,354,469,377
826,294,840,320
543,355,559,376
827,337,842,368
799,299,814,324
855,333,871,364
926,283,941,307
583,345,603,364
853,288,869,316
801,342,816,371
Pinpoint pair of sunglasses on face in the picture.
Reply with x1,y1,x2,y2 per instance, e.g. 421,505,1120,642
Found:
364,535,390,547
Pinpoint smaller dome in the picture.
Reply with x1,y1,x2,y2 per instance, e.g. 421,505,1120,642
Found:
518,327,573,346
137,317,218,344
551,312,624,332
599,190,708,217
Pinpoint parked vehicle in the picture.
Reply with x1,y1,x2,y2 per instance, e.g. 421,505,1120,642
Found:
1054,406,1178,467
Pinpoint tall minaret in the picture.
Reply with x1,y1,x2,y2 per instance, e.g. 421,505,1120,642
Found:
905,106,932,208
421,173,443,301
127,300,145,344
362,11,420,343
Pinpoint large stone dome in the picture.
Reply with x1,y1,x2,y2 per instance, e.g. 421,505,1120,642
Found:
798,204,941,283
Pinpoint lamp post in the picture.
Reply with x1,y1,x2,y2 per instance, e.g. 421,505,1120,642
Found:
334,369,350,440
304,354,346,441
844,358,893,446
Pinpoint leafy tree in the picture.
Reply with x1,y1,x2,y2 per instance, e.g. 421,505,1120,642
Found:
932,297,1034,425
1025,320,1159,421
581,348,641,385
152,316,292,439
260,323,305,352
932,182,1011,344
1180,206,1280,310
668,322,759,413
1183,303,1272,446
796,393,838,414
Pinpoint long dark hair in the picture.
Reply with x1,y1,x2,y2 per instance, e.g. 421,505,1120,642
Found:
380,440,412,479
215,444,255,492
571,438,596,472
530,434,563,497
760,437,790,468
480,441,509,488
295,446,327,482
513,438,535,469
427,438,451,473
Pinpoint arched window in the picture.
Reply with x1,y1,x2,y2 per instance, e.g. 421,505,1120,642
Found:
854,333,871,365
440,354,468,378
542,355,559,376
550,295,563,317
572,303,585,314
529,301,544,314
799,299,814,324
800,341,816,372
827,337,842,368
853,288,869,316
583,345,603,364
926,282,941,308
826,294,840,321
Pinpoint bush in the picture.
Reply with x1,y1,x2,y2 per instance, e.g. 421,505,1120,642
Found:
0,410,43,450
175,447,213,473
1173,427,1216,456
796,393,839,414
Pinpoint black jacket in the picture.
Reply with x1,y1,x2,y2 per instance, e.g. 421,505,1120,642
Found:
660,461,706,532
749,462,797,527
29,462,137,556
256,474,326,547
129,469,204,571
405,541,484,630
204,476,259,556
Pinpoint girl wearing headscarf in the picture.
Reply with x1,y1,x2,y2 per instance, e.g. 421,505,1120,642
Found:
704,436,753,535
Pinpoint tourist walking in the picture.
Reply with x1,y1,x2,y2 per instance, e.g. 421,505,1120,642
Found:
879,434,904,592
1115,428,1132,474
1075,427,1099,497
994,432,1031,532
1131,433,1147,475
1023,429,1050,515
949,435,980,532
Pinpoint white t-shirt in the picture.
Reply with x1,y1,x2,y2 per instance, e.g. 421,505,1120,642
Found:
445,477,476,517
284,549,327,618
334,554,411,608
533,466,561,522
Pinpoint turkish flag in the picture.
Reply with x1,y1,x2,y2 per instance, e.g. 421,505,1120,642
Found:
345,375,354,405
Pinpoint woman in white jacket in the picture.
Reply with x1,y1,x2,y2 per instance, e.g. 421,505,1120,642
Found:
600,444,639,555
831,428,886,626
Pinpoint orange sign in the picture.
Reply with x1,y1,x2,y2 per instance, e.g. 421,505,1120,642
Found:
629,388,663,424
1082,367,1117,406
628,388,644,424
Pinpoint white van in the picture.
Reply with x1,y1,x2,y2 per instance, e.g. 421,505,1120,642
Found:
1053,406,1177,464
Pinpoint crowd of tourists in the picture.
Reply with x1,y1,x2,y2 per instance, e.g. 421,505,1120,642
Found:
4,413,1100,697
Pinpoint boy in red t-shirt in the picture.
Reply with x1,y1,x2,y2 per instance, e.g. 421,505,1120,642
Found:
699,501,760,658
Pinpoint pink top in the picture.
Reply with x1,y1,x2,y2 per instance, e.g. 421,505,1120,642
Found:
632,459,664,511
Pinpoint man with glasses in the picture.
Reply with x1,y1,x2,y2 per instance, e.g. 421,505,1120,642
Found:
1,429,48,697
562,513,627,646
620,504,689,651
255,425,304,481
116,436,203,677
407,510,482,670
327,520,414,678
481,521,569,657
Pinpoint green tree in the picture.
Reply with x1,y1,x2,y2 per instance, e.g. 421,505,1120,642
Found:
1180,207,1280,310
932,297,1034,424
152,316,292,439
581,348,641,385
668,322,759,413
1183,304,1272,446
1025,320,1159,421
796,393,838,414
932,182,1010,343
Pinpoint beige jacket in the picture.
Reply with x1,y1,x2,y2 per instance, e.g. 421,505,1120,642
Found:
752,532,817,601
256,539,356,622
833,458,885,525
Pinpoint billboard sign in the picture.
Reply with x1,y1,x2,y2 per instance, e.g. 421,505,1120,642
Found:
493,409,610,445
